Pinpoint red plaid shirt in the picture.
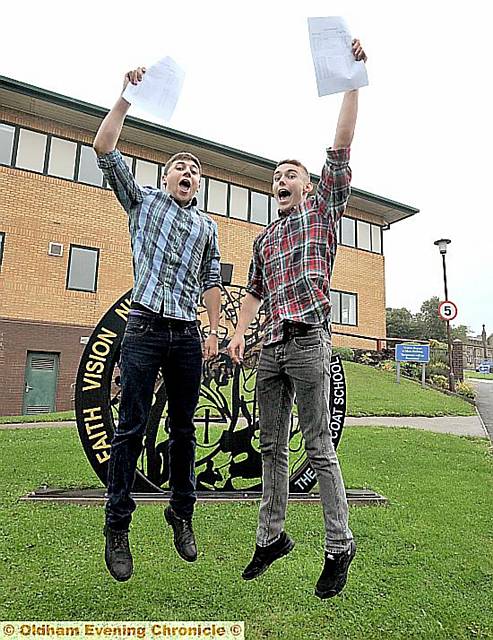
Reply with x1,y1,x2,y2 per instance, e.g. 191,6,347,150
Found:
246,147,351,345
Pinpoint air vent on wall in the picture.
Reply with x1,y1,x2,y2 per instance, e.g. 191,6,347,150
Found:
48,242,63,257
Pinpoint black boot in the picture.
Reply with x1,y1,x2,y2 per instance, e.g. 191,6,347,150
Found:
104,526,133,582
315,540,356,599
164,506,197,562
242,532,295,580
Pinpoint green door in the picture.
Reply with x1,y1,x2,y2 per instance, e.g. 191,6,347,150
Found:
23,352,59,415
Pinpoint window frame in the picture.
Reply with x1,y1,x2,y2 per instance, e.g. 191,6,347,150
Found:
331,289,358,327
0,231,5,269
66,244,100,293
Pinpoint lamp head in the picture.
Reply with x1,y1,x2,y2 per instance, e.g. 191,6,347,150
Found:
434,238,451,255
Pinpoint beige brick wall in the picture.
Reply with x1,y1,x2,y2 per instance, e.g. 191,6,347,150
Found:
0,109,386,345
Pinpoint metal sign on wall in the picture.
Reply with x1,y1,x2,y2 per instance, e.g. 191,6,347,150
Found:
75,284,347,494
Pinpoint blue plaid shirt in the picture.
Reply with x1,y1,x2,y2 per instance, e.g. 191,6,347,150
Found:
97,149,221,320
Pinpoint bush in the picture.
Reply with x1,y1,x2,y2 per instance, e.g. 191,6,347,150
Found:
377,360,395,373
430,375,448,389
333,346,354,361
456,381,475,399
427,361,449,378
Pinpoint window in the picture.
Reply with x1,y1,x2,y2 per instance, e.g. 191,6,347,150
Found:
341,292,357,325
331,291,341,323
0,232,5,268
230,185,249,220
15,129,47,173
0,123,15,165
341,217,355,247
371,224,382,253
250,191,269,225
48,137,77,180
207,179,228,216
195,177,206,209
135,159,158,187
331,290,357,326
66,245,99,292
78,145,103,186
270,197,279,223
357,221,371,251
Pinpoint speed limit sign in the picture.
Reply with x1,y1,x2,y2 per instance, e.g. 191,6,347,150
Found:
438,300,458,321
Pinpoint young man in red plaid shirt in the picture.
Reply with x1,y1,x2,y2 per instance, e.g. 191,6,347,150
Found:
228,39,367,599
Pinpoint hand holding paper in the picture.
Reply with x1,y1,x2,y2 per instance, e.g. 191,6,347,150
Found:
307,17,368,97
122,56,185,122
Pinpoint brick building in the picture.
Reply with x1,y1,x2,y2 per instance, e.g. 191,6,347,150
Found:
0,75,418,416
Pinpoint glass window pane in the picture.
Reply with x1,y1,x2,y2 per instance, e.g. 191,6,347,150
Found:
341,217,355,247
207,179,227,215
371,224,382,253
16,129,47,172
48,137,77,179
135,159,158,187
230,185,248,220
0,123,15,165
251,191,269,225
336,219,341,242
78,146,103,186
270,196,279,223
357,220,371,251
67,246,98,291
331,291,341,324
195,177,206,209
341,293,357,325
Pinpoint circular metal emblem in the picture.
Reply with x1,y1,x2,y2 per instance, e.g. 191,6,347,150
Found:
75,285,346,493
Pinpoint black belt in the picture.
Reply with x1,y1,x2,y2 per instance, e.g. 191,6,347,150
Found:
282,321,324,341
129,303,196,329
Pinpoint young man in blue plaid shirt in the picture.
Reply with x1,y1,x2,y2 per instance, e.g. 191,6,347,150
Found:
94,66,222,582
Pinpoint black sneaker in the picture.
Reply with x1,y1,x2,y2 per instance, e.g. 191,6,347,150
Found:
164,506,197,562
242,532,295,581
315,540,356,599
104,526,133,582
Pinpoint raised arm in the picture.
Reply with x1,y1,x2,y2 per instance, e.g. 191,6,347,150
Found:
93,67,146,155
332,40,367,150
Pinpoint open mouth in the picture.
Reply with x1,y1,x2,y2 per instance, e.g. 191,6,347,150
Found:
179,178,191,192
278,188,291,202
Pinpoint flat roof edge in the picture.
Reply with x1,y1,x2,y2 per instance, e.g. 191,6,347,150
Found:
0,74,419,217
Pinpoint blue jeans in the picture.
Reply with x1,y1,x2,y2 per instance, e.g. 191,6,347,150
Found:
105,312,203,530
256,327,353,554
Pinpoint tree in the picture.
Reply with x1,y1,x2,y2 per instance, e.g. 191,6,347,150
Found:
386,297,473,342
451,325,471,341
386,307,415,338
417,296,447,342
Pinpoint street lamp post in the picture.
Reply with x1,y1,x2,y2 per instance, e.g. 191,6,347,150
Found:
434,238,455,392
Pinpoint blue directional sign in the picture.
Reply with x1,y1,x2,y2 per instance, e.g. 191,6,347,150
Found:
395,344,430,363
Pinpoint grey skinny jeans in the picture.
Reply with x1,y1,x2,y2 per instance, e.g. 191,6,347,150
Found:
255,327,353,554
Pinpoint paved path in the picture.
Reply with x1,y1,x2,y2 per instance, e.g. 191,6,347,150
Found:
345,415,487,438
468,379,493,441
0,415,488,438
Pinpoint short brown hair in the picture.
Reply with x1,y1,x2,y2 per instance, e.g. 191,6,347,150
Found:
274,158,310,182
163,152,202,176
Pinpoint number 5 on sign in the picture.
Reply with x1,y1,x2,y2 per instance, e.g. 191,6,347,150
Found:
438,300,458,321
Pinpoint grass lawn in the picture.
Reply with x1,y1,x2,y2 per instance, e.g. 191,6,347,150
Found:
1,362,474,424
465,370,493,381
0,425,491,639
343,361,474,417
0,410,75,424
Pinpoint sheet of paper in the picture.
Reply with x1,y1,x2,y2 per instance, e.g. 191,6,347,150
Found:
307,17,368,97
122,56,185,122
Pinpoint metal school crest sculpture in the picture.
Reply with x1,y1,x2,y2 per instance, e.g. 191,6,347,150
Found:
75,284,347,494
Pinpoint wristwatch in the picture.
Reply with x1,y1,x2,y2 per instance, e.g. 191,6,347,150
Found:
209,330,219,337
